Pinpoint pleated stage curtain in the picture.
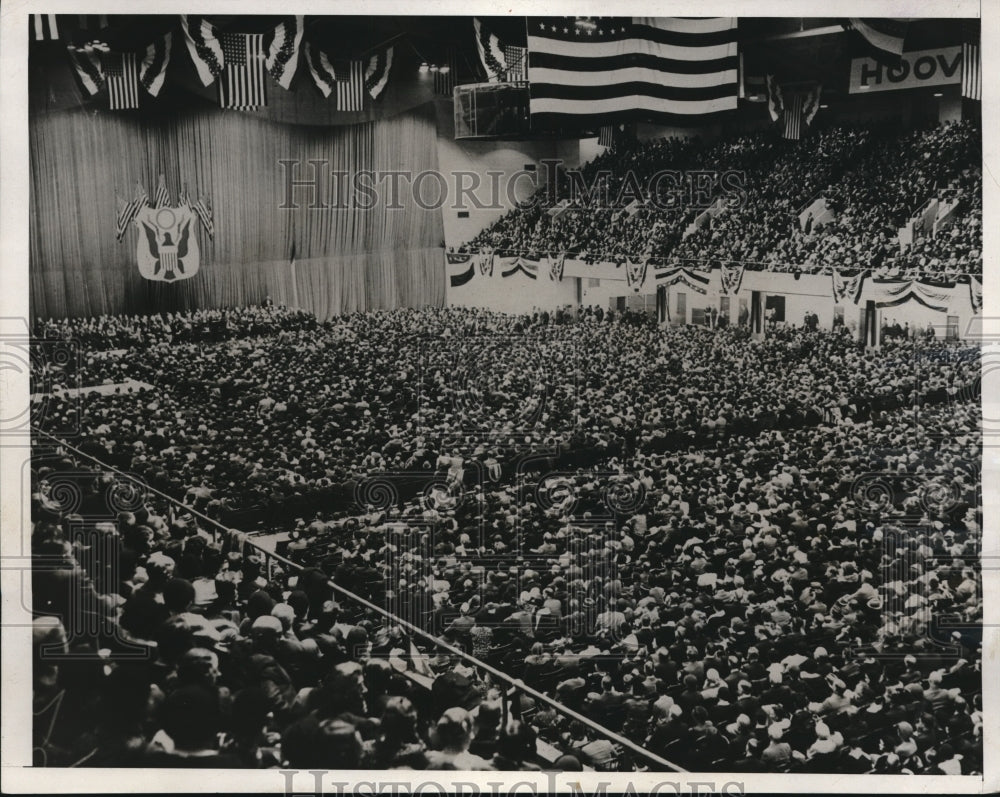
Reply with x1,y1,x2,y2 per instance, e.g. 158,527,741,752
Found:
29,104,446,320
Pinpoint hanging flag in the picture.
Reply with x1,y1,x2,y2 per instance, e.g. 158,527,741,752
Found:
193,194,214,238
135,203,200,282
477,252,494,277
103,51,140,110
66,42,105,96
264,16,303,89
504,44,527,82
180,15,224,87
625,258,648,292
765,74,783,122
528,17,738,124
31,14,60,41
139,33,173,97
304,42,338,97
548,253,565,282
335,60,365,111
969,276,982,314
845,18,907,60
474,18,508,82
152,175,170,209
598,125,615,148
720,264,744,295
962,42,981,101
364,47,393,100
115,181,148,241
783,93,803,140
218,32,267,109
178,184,191,207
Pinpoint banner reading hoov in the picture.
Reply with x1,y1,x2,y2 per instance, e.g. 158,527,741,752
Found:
134,204,200,281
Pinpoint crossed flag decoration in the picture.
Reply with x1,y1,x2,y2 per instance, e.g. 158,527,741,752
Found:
115,176,214,241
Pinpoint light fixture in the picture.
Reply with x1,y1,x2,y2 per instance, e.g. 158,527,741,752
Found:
419,62,429,73
430,64,439,73
933,92,943,97
439,64,450,74
820,104,828,109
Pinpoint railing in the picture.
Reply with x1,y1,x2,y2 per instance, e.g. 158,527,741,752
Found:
29,426,688,773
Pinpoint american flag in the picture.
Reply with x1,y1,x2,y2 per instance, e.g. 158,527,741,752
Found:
962,42,981,101
193,195,214,238
503,45,527,82
115,181,147,241
337,60,365,111
31,14,59,41
219,32,267,109
783,93,803,140
528,17,738,125
598,125,615,148
152,175,170,209
103,51,140,110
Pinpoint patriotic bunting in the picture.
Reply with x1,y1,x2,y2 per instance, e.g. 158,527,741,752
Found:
969,276,983,314
447,253,475,287
766,74,783,122
655,266,709,294
180,15,224,87
474,18,508,82
304,42,339,98
478,252,495,277
66,42,105,96
364,47,394,100
499,256,539,280
721,264,744,295
264,16,304,89
831,269,867,305
625,258,649,291
139,33,173,97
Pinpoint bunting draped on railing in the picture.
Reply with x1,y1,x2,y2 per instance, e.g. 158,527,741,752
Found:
499,256,539,280
447,252,475,287
655,266,710,294
720,264,744,295
477,252,495,277
624,258,649,292
831,269,868,305
868,278,954,313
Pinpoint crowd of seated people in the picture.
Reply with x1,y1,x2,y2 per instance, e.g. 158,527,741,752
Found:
29,304,982,773
458,121,982,279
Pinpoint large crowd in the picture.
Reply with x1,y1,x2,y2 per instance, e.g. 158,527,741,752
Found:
459,120,982,279
29,303,982,773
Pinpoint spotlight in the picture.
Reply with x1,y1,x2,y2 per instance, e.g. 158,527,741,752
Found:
933,92,943,97
439,65,450,74
430,64,439,73
820,104,828,109
419,62,429,73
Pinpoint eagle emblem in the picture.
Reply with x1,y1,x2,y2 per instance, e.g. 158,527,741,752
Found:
134,205,200,282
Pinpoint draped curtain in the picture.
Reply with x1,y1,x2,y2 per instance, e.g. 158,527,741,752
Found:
30,103,445,319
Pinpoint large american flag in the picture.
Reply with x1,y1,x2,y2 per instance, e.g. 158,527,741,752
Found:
337,60,365,112
104,51,140,110
218,32,267,109
528,17,739,124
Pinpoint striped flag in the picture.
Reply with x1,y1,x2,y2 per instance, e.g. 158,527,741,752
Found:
474,18,507,82
193,195,214,238
139,33,173,97
31,14,60,41
152,175,169,209
783,93,803,140
337,60,365,111
845,18,907,60
180,15,224,87
103,51,140,110
962,42,981,101
504,45,527,82
528,17,739,124
364,47,393,100
765,74,783,121
218,32,267,109
304,42,338,97
598,125,615,147
115,182,148,241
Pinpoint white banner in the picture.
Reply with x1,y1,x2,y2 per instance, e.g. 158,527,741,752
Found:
849,46,962,94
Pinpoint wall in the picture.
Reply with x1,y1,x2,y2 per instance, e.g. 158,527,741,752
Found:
446,268,579,313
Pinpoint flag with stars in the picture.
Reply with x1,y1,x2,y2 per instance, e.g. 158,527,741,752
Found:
528,17,738,125
103,51,140,110
219,32,267,109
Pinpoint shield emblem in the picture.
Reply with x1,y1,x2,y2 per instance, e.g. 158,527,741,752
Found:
135,205,200,282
